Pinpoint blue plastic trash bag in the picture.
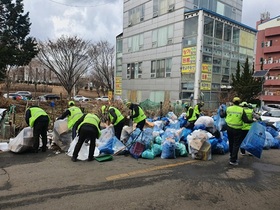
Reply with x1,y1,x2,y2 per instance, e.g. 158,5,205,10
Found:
266,125,279,138
240,122,266,158
161,140,176,159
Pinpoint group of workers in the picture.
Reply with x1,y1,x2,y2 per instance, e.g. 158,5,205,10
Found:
24,100,147,162
220,97,258,166
24,96,258,166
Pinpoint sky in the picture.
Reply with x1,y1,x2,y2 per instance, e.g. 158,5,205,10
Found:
22,0,280,45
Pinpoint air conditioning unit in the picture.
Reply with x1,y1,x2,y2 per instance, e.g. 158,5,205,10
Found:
168,4,175,12
167,38,173,45
153,11,158,17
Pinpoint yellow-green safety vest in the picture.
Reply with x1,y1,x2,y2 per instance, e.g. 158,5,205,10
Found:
242,108,253,130
68,106,83,129
194,104,200,116
29,107,49,128
133,106,146,123
108,106,124,125
225,105,244,129
77,114,101,138
187,106,197,122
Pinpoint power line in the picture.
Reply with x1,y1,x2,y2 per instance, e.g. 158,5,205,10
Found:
48,0,109,7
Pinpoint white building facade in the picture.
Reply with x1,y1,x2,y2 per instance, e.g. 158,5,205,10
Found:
116,0,256,109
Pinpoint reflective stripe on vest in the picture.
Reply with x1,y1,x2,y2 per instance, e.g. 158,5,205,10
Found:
29,107,49,127
77,114,101,138
109,106,124,125
225,105,243,129
68,106,83,129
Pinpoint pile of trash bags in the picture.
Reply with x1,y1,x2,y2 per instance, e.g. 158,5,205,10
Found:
7,107,280,161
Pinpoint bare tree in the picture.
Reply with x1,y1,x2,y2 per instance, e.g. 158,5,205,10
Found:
88,40,114,96
37,36,92,97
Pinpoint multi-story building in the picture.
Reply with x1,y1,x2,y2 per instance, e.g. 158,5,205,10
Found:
11,58,59,84
255,13,280,104
117,0,256,109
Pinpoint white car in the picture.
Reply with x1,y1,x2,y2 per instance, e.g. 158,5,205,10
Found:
73,95,91,102
95,96,109,101
261,110,280,124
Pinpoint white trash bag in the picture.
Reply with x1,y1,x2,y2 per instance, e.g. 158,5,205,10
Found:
8,127,34,153
67,136,100,160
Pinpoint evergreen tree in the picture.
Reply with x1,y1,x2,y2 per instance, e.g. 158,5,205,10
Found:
231,58,263,102
0,0,38,81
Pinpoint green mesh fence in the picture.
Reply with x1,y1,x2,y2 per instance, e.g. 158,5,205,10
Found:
138,99,162,118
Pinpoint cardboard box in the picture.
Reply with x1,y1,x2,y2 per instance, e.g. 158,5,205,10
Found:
195,141,211,161
189,138,205,151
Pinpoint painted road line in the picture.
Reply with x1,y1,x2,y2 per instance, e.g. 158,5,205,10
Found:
106,160,198,181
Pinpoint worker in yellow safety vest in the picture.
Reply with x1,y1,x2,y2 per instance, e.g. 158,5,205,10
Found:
101,105,125,140
25,106,50,153
239,102,254,156
125,102,146,131
220,97,253,166
71,113,101,162
57,101,83,139
183,102,197,130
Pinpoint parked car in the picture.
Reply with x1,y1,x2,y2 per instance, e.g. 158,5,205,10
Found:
261,110,280,124
95,96,109,101
3,93,23,100
38,94,60,101
15,91,32,100
73,95,92,102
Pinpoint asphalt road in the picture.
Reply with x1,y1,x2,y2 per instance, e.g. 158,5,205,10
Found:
0,148,280,210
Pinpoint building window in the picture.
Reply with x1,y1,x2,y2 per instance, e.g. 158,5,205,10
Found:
184,16,198,36
152,25,173,47
128,4,145,26
128,33,144,52
153,0,175,16
224,24,232,42
182,82,194,90
127,62,142,79
214,20,223,39
232,27,240,45
204,16,214,37
116,39,123,53
151,58,172,78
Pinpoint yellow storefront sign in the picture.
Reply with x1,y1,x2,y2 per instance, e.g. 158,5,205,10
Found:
200,82,211,90
201,73,212,81
181,64,196,73
202,63,212,73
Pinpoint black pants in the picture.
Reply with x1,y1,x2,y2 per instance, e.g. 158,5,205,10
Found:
226,126,243,163
114,119,125,140
240,130,249,154
33,116,49,151
73,124,98,160
136,119,146,131
72,121,79,139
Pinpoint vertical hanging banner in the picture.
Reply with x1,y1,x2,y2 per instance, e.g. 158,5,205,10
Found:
181,47,197,73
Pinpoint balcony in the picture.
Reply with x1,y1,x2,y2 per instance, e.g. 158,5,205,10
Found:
262,95,280,103
263,46,280,54
264,79,280,86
